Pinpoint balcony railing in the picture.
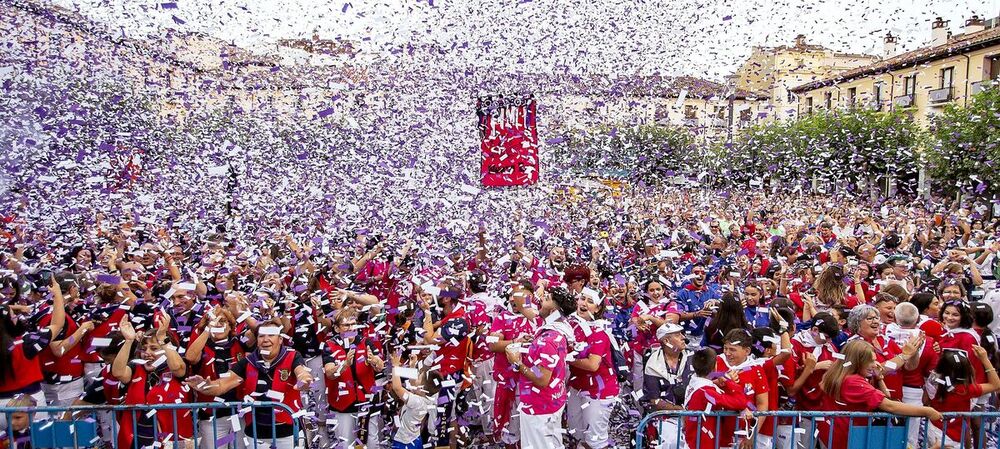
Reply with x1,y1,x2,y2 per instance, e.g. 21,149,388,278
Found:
971,80,995,95
928,86,953,104
893,94,914,108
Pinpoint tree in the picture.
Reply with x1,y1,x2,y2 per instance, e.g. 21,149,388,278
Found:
724,108,921,193
551,124,698,185
926,85,1000,197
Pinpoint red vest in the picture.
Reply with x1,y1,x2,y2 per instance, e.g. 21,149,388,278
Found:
81,307,127,363
0,339,44,395
38,312,84,380
117,365,193,449
188,332,245,403
324,339,373,412
241,349,301,425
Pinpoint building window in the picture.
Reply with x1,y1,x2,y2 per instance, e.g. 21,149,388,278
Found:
824,91,832,109
806,97,814,114
684,105,698,119
714,106,726,120
739,108,752,123
847,87,857,107
903,75,917,96
988,56,1000,81
940,67,954,88
874,83,884,104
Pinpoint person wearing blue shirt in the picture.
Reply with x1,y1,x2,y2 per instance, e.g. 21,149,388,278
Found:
742,283,771,328
675,264,722,342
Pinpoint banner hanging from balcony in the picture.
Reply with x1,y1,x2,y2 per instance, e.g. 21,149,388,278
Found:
477,95,539,187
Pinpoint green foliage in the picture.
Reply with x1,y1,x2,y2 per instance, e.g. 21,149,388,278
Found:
724,108,922,190
554,124,698,185
926,85,1000,196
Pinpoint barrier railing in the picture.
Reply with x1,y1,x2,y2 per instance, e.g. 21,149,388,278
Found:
0,401,300,449
635,410,1000,449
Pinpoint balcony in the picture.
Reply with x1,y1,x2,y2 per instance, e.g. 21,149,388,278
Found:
928,87,953,104
893,94,914,108
971,80,995,95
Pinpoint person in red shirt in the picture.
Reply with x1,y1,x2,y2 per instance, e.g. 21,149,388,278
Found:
748,324,794,449
488,288,541,448
845,304,925,401
910,292,946,341
0,276,65,428
939,301,985,384
788,312,840,412
111,313,192,449
684,348,750,449
184,307,248,449
925,345,1000,449
716,329,769,448
566,287,619,449
816,340,940,449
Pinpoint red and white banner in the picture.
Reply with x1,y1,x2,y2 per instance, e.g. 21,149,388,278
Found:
477,95,539,187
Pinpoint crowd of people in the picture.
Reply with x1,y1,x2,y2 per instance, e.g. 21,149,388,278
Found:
1,189,999,449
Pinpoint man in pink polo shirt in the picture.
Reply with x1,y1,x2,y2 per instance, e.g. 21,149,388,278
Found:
504,286,578,449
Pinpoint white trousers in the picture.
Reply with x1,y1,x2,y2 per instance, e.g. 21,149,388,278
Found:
471,358,496,435
655,417,687,449
302,356,329,448
567,388,615,449
520,406,564,449
197,415,246,449
925,424,961,449
329,411,380,449
251,435,297,449
901,386,923,448
42,377,85,407
773,425,796,449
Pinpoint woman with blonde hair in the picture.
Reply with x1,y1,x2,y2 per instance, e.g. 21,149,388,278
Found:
816,339,941,449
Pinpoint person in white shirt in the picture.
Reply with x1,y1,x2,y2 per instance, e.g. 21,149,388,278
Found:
388,351,442,449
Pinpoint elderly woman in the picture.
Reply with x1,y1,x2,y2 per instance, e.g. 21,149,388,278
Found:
846,305,924,401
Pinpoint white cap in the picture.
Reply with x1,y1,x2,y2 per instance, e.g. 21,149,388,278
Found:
581,287,602,306
656,323,685,341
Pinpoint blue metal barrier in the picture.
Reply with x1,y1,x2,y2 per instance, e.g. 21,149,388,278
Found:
635,410,1000,449
0,402,300,449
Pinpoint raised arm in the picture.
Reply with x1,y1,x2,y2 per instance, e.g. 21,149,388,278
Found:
46,276,67,341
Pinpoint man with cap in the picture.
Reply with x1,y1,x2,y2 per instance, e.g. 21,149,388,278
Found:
640,322,692,449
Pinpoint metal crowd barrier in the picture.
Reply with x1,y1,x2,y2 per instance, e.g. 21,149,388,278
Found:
0,402,300,449
635,410,1000,449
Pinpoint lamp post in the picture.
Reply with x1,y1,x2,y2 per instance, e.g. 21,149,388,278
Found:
725,74,740,144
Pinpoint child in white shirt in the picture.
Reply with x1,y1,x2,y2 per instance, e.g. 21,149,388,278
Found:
388,352,442,449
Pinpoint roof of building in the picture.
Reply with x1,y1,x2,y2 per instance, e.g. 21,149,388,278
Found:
556,74,767,100
790,25,1000,93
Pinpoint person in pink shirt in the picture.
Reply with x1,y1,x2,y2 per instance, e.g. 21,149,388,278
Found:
488,286,542,448
630,279,682,389
504,286,577,449
566,288,620,449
